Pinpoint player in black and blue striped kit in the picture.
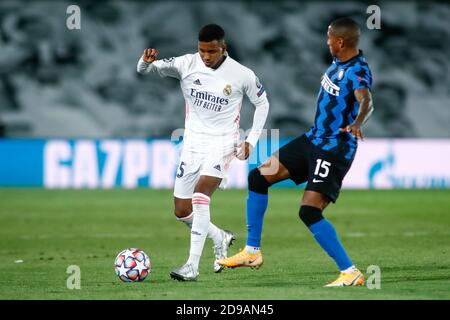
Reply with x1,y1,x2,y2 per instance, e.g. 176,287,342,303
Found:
218,18,374,287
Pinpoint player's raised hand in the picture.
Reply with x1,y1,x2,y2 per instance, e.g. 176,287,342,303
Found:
143,48,159,63
236,141,253,160
340,123,364,141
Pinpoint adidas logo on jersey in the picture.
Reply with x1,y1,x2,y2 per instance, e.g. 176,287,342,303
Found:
193,79,202,85
213,164,221,171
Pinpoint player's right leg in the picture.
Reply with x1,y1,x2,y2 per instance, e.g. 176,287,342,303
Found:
300,191,364,287
173,156,227,280
173,197,235,274
217,155,290,269
171,175,224,281
171,151,235,277
299,138,364,287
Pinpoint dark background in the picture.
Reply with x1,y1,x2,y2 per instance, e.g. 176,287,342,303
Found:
0,0,448,138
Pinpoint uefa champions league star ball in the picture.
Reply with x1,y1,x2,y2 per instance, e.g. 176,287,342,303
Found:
114,248,151,282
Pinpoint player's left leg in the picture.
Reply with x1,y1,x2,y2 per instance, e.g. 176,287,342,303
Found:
300,191,364,287
217,155,291,269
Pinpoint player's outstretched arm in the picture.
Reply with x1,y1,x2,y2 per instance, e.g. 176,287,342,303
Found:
339,88,374,140
137,48,159,74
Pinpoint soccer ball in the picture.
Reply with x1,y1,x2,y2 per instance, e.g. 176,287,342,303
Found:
114,248,151,282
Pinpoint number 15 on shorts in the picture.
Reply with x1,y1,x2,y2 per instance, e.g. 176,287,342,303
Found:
314,159,331,178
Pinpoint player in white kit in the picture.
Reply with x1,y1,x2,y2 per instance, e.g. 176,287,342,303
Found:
137,24,269,281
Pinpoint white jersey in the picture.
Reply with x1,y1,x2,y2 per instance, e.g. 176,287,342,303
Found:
137,53,269,150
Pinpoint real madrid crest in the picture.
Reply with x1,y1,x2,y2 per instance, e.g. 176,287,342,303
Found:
337,69,345,81
223,84,232,96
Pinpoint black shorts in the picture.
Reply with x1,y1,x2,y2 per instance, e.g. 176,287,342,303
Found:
276,134,354,203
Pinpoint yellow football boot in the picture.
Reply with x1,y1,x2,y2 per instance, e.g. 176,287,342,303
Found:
324,270,365,287
216,248,263,269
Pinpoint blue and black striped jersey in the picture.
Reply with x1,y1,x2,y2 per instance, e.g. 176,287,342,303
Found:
305,50,372,160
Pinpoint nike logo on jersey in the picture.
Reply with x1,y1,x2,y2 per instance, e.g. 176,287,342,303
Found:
312,178,324,183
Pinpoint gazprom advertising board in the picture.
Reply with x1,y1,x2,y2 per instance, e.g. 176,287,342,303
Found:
0,138,449,189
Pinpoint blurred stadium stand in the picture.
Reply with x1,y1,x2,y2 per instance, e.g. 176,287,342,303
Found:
0,0,449,139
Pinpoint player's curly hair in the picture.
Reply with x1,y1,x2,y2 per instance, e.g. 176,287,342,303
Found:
198,24,225,42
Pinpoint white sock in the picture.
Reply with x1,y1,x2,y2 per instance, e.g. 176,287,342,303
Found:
207,223,223,247
177,212,194,229
245,245,260,254
187,193,211,270
341,265,358,273
177,212,223,247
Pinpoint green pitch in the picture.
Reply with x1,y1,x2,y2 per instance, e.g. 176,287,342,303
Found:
0,188,449,300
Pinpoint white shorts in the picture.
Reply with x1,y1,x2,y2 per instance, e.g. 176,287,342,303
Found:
173,135,238,199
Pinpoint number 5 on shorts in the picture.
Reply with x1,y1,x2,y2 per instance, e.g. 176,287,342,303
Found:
176,161,185,178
